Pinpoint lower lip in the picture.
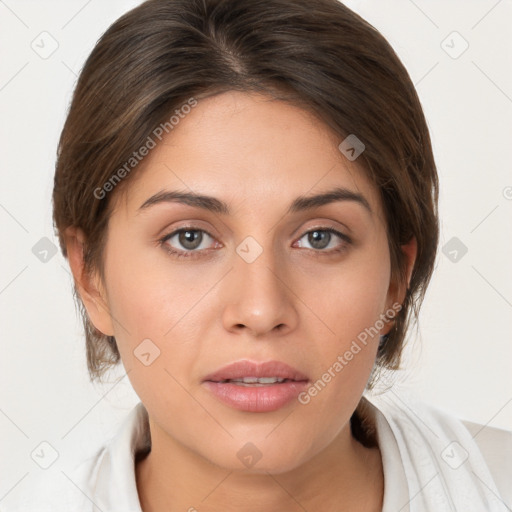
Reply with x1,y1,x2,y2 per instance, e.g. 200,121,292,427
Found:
202,381,309,412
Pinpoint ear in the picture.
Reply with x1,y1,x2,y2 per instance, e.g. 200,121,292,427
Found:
400,236,417,296
64,226,115,336
384,236,417,324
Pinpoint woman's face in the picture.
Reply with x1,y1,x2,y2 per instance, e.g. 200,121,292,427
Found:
85,91,412,473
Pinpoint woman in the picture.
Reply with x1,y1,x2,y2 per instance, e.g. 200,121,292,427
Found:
16,0,512,510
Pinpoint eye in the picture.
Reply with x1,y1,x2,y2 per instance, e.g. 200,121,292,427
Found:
159,226,352,259
294,228,351,254
159,227,218,259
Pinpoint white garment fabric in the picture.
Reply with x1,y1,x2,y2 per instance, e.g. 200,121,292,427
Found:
8,392,512,511
366,393,512,511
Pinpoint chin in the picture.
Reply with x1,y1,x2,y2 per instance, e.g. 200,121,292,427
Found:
201,433,318,475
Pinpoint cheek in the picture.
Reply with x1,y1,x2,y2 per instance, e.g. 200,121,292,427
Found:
307,242,391,341
102,246,203,413
103,242,187,338
101,239,213,384
299,242,391,391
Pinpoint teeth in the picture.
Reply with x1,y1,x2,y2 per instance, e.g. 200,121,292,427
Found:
236,377,259,384
227,376,287,385
258,377,285,384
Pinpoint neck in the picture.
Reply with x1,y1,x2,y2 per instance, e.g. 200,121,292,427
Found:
135,416,383,512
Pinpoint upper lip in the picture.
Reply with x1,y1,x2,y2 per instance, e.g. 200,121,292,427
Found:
202,360,309,382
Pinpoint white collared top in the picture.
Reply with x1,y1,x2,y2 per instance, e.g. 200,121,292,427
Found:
8,392,512,511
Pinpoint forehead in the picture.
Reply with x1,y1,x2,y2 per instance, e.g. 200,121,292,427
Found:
115,91,384,223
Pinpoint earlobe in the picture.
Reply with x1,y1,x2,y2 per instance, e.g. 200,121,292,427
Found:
64,226,115,336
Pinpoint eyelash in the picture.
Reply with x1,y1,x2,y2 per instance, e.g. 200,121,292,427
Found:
158,226,352,260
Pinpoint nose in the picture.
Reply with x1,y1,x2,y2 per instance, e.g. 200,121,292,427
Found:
221,239,299,338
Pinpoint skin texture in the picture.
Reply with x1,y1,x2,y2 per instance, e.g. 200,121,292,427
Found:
66,91,417,511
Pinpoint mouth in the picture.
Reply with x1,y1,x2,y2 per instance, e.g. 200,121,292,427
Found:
202,360,310,412
215,376,299,386
202,359,309,384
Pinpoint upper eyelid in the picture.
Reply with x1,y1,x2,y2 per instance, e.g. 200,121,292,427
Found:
161,226,216,241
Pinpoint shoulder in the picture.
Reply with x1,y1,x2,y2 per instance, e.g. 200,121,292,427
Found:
461,417,512,506
365,391,512,510
3,403,147,512
1,450,105,512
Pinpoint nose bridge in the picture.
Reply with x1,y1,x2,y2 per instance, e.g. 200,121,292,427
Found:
222,232,296,334
235,233,285,299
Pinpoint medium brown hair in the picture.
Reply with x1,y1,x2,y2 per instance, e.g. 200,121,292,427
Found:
53,0,439,383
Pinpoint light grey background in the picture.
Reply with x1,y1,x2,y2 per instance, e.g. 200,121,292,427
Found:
1,0,511,505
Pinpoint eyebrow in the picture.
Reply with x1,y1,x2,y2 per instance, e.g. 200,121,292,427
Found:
137,186,372,216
